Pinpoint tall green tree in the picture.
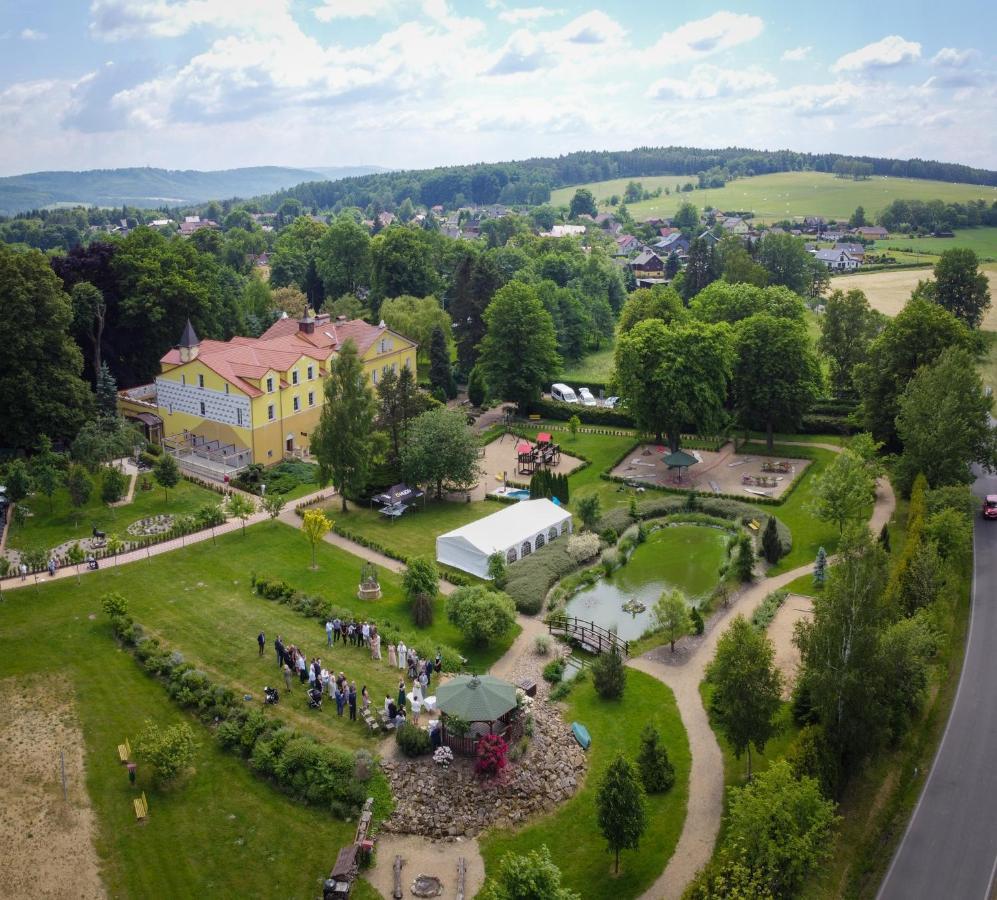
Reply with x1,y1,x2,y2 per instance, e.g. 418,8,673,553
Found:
369,227,439,315
794,528,889,779
568,189,597,219
682,237,716,300
810,450,874,533
0,245,93,450
428,325,456,398
716,235,768,287
597,755,648,874
707,615,783,778
724,761,838,897
817,289,882,396
311,340,377,512
403,555,439,627
380,295,451,362
732,314,821,450
70,280,107,377
3,459,32,503
853,297,974,448
31,435,61,513
931,248,991,329
618,285,686,333
654,588,691,652
95,362,118,418
451,250,501,372
401,407,480,499
895,347,997,493
153,453,180,503
374,364,421,461
756,233,813,295
614,319,734,451
64,463,93,523
477,282,560,412
315,214,371,300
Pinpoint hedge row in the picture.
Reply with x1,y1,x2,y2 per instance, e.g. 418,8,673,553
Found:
525,399,637,428
107,611,390,821
750,589,790,631
798,414,858,436
250,574,466,673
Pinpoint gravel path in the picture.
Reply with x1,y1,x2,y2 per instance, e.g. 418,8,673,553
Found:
630,464,896,900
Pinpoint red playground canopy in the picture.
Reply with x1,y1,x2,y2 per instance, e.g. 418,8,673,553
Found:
536,432,552,443
516,441,532,454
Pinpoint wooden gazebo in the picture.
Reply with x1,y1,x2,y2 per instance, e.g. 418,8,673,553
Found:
436,674,524,757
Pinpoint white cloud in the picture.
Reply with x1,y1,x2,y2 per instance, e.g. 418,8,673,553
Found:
831,35,921,74
314,0,398,20
931,47,978,68
760,81,864,117
20,28,46,40
781,45,811,62
646,11,764,64
89,0,294,41
647,65,776,100
498,6,561,25
556,10,624,45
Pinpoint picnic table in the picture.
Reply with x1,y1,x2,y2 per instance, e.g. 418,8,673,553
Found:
379,503,407,519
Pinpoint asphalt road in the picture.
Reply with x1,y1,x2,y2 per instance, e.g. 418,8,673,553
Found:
878,468,997,900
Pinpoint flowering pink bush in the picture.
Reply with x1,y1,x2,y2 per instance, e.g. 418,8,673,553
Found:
474,733,508,778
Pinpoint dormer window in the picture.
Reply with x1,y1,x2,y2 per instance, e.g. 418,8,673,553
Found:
291,370,299,385
266,376,274,393
307,365,314,380
198,374,205,388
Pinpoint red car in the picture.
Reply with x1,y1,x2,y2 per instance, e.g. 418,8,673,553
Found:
983,495,997,520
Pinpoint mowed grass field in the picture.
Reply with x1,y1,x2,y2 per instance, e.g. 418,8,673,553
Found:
833,264,997,330
550,171,997,224
874,226,997,261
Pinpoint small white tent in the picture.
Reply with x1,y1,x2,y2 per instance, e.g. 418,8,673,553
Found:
436,499,573,579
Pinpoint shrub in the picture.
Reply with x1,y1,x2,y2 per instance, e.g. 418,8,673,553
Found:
761,516,782,564
576,495,601,531
101,465,128,504
750,589,788,631
600,548,618,576
591,646,626,699
549,680,573,701
487,551,508,589
136,720,197,784
445,586,517,645
636,723,675,794
734,534,755,582
690,605,705,635
567,532,601,563
475,733,508,778
543,658,565,683
395,722,432,757
534,634,552,656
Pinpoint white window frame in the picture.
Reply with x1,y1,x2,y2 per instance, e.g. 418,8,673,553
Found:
266,376,274,393
291,370,299,385
293,395,300,412
268,404,275,421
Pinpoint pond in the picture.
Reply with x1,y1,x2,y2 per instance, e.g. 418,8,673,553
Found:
563,525,728,641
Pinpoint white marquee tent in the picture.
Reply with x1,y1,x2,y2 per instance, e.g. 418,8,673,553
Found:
436,499,573,579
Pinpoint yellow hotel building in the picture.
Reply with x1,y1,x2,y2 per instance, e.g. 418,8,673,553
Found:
119,311,416,477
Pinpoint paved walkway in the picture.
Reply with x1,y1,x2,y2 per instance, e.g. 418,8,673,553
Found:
631,453,896,900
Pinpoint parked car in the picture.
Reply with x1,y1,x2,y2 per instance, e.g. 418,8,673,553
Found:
577,387,597,406
603,396,621,409
551,383,579,404
983,495,997,520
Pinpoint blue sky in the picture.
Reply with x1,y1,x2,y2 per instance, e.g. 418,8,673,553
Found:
0,0,993,175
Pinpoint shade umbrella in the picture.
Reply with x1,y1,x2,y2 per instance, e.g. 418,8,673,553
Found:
536,432,552,444
515,441,532,454
436,674,517,722
662,449,698,469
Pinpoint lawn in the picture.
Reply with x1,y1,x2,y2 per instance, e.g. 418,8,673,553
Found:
873,226,997,261
550,172,997,224
7,475,222,555
324,497,506,562
0,561,378,899
480,668,690,899
561,344,617,384
8,522,517,751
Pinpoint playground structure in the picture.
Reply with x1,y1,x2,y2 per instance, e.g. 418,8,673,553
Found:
515,432,562,476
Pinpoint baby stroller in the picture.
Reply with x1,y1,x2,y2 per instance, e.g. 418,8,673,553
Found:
307,687,323,710
263,686,280,706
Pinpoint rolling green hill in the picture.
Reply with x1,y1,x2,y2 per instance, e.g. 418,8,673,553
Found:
551,171,997,224
0,165,385,215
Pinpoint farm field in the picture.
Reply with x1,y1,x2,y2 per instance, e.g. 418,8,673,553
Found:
550,171,997,224
833,264,997,330
873,226,997,261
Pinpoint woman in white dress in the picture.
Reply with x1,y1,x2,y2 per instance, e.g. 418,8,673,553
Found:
397,641,407,669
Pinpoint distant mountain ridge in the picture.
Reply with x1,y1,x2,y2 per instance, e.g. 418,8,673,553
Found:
0,165,387,216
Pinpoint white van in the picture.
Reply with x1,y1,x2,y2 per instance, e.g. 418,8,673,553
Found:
551,383,579,404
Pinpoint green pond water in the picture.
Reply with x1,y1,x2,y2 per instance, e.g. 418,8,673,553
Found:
563,525,727,641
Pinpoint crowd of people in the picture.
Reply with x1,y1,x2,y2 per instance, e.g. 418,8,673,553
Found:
255,620,444,729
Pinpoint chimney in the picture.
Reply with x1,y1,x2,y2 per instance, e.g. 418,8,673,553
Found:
299,307,316,335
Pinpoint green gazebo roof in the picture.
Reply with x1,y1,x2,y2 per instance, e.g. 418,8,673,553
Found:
436,674,517,722
663,449,698,468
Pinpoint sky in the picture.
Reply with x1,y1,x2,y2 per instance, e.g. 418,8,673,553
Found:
0,0,994,176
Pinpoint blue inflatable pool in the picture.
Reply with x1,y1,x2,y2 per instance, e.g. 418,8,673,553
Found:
571,721,591,750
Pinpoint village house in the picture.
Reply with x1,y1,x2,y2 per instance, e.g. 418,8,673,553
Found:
629,249,667,284
179,215,219,236
653,232,690,254
614,234,643,255
543,224,587,238
833,242,866,258
721,216,750,235
853,225,889,239
812,248,862,271
118,311,416,478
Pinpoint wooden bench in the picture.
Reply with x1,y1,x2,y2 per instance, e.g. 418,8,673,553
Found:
361,711,380,733
528,414,541,420
517,678,537,698
117,738,131,764
133,792,148,820
748,519,761,531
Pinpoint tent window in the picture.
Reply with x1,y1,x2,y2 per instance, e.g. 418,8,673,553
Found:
535,533,545,550
548,527,558,542
506,547,517,564
520,541,532,558
561,521,570,535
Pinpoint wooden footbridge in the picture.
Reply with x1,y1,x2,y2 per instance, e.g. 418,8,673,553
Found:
547,615,629,657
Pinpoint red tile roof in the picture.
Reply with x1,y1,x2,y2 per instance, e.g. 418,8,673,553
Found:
159,316,401,397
